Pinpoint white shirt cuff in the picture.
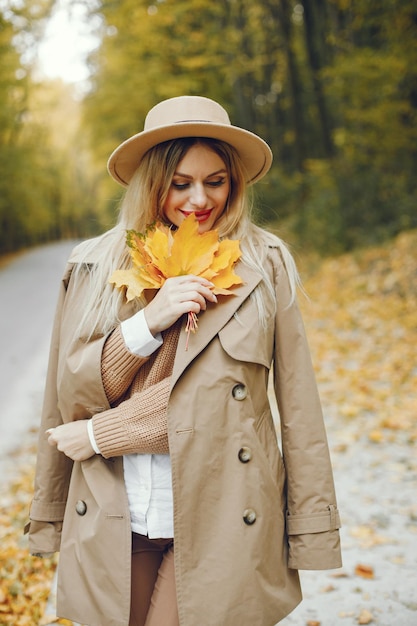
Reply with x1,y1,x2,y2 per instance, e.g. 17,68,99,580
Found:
121,308,163,357
87,419,100,454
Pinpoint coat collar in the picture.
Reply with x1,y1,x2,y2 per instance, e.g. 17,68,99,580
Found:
172,261,262,386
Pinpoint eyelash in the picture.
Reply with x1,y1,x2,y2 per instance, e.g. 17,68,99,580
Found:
172,179,226,190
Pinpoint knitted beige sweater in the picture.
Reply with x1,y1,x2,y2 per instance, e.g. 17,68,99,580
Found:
92,320,181,458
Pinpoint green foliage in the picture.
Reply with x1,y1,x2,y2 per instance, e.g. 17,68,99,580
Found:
0,1,107,253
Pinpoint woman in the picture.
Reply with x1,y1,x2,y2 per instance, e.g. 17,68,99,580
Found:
27,95,342,626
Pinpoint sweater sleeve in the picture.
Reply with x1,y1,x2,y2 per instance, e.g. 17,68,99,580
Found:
101,326,150,405
95,318,181,458
91,376,171,457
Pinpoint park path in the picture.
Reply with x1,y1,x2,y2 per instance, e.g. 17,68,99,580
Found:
0,241,77,483
0,242,416,625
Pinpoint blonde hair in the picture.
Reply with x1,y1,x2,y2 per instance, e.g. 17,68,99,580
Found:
72,137,299,338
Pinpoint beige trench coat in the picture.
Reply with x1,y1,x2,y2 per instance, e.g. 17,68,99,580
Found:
27,231,341,626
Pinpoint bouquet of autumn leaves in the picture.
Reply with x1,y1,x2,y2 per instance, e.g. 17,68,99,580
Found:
109,213,243,350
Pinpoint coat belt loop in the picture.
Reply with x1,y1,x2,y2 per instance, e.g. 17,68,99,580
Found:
328,504,337,529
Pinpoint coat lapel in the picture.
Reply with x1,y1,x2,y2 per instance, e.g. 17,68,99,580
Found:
172,262,262,386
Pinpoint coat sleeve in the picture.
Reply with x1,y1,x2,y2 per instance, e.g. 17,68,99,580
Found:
26,265,74,555
26,263,119,553
271,248,342,570
52,265,148,423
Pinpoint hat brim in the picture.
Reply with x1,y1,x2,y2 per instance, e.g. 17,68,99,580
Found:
107,122,272,187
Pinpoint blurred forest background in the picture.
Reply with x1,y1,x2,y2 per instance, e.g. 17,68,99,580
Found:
1,0,416,256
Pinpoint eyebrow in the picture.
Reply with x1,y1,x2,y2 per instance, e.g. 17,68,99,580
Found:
173,168,227,179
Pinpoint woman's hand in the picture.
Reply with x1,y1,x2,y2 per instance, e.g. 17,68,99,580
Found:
46,421,95,462
144,275,217,335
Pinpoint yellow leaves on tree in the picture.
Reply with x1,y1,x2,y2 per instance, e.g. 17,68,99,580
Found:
110,213,243,349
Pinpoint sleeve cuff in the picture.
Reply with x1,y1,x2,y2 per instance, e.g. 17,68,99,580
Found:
286,505,341,535
87,418,101,454
121,309,163,357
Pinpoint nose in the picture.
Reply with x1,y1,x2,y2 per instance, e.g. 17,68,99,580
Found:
189,183,208,209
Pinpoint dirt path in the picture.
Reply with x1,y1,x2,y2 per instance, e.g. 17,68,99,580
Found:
0,241,77,484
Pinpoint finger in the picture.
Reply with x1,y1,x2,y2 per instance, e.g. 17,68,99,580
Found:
179,290,207,308
197,285,218,303
166,275,215,293
171,279,217,302
170,274,213,285
46,432,58,447
157,287,204,311
190,286,218,305
46,427,56,443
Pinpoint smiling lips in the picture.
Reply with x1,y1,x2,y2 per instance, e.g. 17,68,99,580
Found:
181,210,213,223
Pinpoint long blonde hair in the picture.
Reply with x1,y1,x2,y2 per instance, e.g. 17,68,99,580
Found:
72,137,299,338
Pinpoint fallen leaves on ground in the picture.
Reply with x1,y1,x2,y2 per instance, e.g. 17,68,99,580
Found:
298,229,417,442
354,564,375,579
0,447,73,625
357,608,374,624
350,525,392,548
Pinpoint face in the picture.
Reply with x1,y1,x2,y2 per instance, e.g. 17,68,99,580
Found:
162,143,230,232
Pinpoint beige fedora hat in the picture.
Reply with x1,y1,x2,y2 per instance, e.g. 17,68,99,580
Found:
107,95,272,187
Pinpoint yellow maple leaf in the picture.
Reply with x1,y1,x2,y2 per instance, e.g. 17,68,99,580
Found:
166,215,219,277
208,239,243,294
143,226,171,273
109,213,243,349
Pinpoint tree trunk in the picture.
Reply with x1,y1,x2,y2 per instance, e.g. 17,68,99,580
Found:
301,0,335,158
264,0,307,171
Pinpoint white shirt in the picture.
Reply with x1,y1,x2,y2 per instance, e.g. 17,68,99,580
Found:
88,309,174,538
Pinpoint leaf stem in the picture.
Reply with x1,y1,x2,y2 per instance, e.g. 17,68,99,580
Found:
185,312,198,351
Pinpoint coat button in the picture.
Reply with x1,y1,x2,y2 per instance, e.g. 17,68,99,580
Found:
75,500,87,516
243,508,257,525
232,384,247,401
238,446,252,463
